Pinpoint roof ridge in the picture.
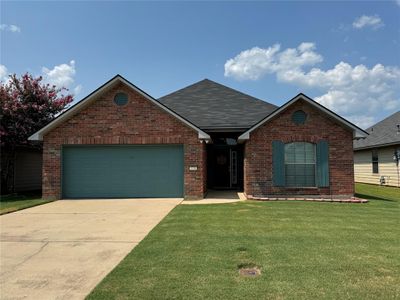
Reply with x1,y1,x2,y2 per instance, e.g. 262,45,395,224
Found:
201,79,277,107
158,79,209,101
158,78,277,108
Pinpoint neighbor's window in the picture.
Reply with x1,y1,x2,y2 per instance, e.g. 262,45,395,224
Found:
284,142,316,187
372,149,379,174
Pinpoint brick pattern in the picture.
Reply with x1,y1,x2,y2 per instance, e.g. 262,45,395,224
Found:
246,195,368,203
42,82,206,200
244,99,355,198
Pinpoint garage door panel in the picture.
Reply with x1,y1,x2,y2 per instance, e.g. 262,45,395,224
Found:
62,145,183,198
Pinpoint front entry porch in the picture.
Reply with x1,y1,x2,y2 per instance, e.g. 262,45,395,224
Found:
206,134,244,191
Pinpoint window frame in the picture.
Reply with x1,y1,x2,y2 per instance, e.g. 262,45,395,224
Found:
372,149,379,174
284,142,317,188
113,92,129,106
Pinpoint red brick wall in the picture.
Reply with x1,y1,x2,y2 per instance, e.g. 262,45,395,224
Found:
244,99,354,198
42,82,206,200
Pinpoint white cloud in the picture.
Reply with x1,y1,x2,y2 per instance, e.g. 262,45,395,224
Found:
396,0,400,7
42,60,82,95
224,44,281,80
0,64,8,82
42,60,76,89
352,15,384,30
0,24,21,33
224,43,322,80
224,43,400,128
1,61,82,96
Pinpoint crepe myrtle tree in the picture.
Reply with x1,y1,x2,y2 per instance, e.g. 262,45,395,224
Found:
0,73,73,193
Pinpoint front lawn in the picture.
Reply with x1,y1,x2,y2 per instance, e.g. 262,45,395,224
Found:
0,192,51,215
88,184,400,299
355,182,400,201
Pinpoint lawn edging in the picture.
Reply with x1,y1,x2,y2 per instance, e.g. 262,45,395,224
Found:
0,199,55,215
245,195,368,203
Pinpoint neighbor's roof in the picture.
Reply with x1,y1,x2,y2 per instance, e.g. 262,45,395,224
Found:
159,79,277,130
353,111,400,150
28,75,211,141
238,93,368,142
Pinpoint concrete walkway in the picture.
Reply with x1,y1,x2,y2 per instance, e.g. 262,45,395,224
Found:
0,199,182,300
183,190,246,205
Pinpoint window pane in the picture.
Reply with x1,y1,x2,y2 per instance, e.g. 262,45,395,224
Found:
305,176,315,186
372,162,379,174
284,142,316,187
372,150,378,161
286,175,296,186
372,149,379,173
295,143,306,163
296,175,307,186
295,164,305,176
285,165,296,176
285,151,295,164
305,143,315,163
285,143,295,163
304,164,315,176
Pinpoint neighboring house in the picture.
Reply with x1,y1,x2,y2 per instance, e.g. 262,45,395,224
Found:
29,75,367,200
353,111,400,188
1,146,42,194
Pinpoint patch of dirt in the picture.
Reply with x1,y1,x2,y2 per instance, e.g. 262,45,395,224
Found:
239,267,261,277
236,209,250,212
238,263,261,277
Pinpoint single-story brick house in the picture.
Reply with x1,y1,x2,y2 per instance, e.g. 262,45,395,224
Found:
29,75,367,200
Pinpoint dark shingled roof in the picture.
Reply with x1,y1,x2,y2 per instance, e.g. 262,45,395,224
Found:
354,111,400,150
158,79,277,130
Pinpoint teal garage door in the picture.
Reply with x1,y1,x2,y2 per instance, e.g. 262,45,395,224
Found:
62,145,184,198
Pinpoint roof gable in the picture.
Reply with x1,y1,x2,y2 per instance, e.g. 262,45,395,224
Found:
238,93,368,142
29,75,210,141
353,111,400,150
159,79,277,130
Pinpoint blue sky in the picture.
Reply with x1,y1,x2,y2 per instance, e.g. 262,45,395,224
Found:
1,1,399,128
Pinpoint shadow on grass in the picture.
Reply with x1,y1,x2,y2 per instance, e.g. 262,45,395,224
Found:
0,190,42,202
355,193,395,202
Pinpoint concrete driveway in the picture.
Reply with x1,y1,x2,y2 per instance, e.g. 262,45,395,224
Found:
0,199,182,300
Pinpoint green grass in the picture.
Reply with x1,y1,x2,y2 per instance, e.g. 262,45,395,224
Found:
0,192,51,215
88,184,400,299
355,182,400,202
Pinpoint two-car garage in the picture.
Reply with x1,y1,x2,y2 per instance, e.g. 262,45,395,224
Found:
62,145,184,198
29,75,209,200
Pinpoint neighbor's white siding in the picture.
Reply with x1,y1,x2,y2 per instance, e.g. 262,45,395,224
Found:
354,145,400,187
